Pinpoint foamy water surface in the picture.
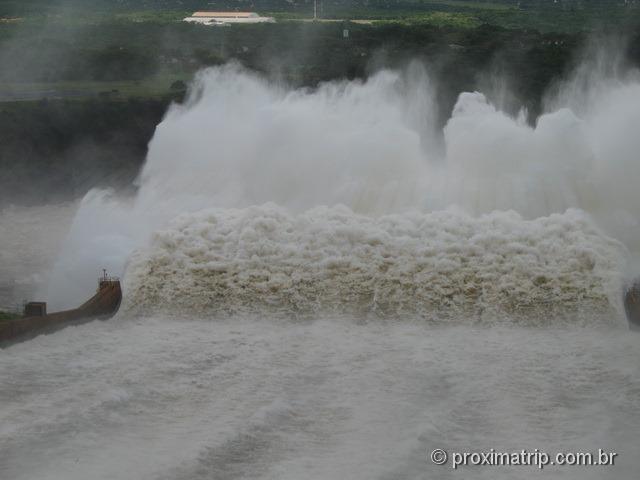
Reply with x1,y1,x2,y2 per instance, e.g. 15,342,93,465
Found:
1,317,639,480
3,55,640,480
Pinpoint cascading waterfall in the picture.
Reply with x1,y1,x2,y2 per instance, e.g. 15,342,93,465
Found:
43,60,640,320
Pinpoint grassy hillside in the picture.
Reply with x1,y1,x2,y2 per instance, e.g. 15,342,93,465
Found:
1,1,639,32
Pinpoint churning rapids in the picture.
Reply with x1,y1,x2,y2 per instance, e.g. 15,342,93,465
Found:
3,56,640,478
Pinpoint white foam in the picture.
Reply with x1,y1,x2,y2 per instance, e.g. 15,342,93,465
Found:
123,205,625,323
43,62,640,312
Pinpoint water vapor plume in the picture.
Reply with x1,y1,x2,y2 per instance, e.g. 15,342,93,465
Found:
44,48,640,319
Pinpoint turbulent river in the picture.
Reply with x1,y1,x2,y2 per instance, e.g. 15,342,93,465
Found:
2,317,640,479
3,56,640,478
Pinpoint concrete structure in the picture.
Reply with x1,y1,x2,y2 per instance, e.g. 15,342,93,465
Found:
625,280,640,331
0,274,122,346
183,12,275,26
24,301,46,317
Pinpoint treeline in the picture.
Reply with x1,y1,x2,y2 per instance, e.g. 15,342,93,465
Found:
4,19,636,110
4,0,313,16
2,0,640,34
0,21,597,115
0,20,586,87
2,0,633,14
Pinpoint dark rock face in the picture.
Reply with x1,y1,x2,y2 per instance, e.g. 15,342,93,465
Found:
624,281,640,331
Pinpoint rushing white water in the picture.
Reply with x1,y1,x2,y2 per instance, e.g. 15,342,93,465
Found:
1,318,639,479
123,205,625,323
4,55,640,479
42,61,640,312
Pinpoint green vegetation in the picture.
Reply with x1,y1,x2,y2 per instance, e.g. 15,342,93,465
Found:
0,74,191,102
371,11,483,28
2,1,640,32
0,311,20,322
0,19,593,116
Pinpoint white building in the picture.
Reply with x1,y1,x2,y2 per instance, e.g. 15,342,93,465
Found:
183,12,275,26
